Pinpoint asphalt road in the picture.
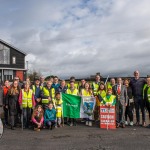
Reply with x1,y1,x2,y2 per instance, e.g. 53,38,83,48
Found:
0,122,150,150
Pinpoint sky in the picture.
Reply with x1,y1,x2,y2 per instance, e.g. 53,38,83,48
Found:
0,0,150,79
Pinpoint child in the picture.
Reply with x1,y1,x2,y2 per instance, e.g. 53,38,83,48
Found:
32,105,44,131
54,93,63,127
44,102,56,130
102,88,116,107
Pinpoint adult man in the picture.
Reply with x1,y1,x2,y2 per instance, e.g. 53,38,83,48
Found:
52,76,60,90
32,77,42,106
92,75,101,96
112,78,127,128
41,80,55,110
40,76,46,87
79,79,86,93
56,80,67,93
66,81,79,126
130,70,146,126
107,78,116,89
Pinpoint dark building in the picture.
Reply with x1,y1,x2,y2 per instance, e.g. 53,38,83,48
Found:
0,39,27,83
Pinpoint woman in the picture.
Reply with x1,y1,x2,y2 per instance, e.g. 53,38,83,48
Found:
80,82,94,126
95,82,107,122
124,79,134,126
6,80,20,130
19,81,35,129
3,80,10,126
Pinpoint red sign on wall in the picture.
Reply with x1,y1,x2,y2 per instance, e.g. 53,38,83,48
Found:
100,105,116,129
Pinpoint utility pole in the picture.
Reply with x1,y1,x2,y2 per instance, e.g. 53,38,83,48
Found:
26,61,28,78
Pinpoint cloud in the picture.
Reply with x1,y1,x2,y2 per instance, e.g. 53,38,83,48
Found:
0,0,150,79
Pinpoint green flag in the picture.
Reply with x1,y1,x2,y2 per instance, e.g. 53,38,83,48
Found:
62,93,81,118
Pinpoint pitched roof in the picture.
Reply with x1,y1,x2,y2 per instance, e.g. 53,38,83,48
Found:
0,39,27,55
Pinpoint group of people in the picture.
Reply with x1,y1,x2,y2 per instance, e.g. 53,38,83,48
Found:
0,70,150,131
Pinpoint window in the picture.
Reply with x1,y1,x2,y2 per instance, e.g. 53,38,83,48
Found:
0,43,10,64
12,56,16,64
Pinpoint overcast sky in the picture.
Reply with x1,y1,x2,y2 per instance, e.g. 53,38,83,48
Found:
0,0,150,79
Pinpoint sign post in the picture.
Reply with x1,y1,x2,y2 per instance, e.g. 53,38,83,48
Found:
100,105,116,129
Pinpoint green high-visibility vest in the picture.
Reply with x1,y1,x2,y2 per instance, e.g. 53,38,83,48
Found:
102,95,116,106
42,87,55,104
143,84,150,102
22,89,33,108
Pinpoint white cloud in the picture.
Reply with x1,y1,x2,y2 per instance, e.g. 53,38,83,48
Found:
0,0,150,78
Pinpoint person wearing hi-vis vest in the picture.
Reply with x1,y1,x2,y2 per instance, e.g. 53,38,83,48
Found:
102,88,116,107
19,81,35,129
41,80,55,110
32,77,42,106
54,92,63,127
96,81,107,121
92,74,101,96
80,82,94,126
143,75,150,128
66,81,79,126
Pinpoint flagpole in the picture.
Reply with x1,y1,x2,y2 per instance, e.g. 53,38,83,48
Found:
105,75,109,85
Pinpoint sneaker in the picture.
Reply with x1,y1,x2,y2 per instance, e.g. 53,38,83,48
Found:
88,121,92,127
125,121,128,126
69,122,73,126
85,121,88,126
142,121,146,127
129,121,133,126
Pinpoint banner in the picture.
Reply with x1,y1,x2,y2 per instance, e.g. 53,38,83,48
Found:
62,93,96,119
80,96,96,119
62,93,81,118
100,105,116,129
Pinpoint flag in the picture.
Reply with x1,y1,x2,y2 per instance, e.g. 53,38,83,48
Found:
80,96,96,119
62,93,81,118
62,93,96,119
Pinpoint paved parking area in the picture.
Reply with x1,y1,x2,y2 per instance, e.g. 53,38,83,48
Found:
0,122,150,150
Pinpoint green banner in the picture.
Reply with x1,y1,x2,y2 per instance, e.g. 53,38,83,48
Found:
62,93,81,118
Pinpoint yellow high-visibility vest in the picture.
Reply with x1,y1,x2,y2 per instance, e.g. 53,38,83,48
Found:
143,84,150,102
22,89,33,108
81,89,92,96
66,88,78,95
42,87,55,104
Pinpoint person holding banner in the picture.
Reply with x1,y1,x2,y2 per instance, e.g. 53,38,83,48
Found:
102,88,116,107
96,81,107,119
112,78,127,128
54,92,63,127
80,82,94,126
66,81,79,126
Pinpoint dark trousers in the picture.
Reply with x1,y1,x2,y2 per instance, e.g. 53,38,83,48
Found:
22,108,32,128
125,102,134,122
46,120,56,128
3,106,9,125
10,115,17,127
116,101,126,124
134,97,146,122
145,101,150,120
